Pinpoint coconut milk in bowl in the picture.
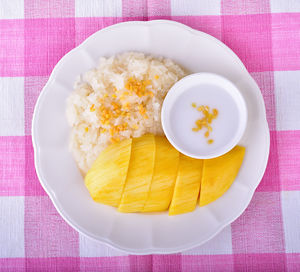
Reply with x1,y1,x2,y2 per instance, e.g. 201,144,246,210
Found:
161,73,247,159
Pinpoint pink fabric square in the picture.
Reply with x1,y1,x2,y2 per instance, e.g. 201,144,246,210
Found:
277,130,300,191
75,17,124,46
24,0,75,18
222,14,273,72
251,72,276,131
26,257,79,272
233,253,286,271
0,258,25,272
25,136,46,196
0,20,24,77
152,254,181,272
0,136,25,196
272,13,300,71
24,196,79,257
24,18,75,76
231,192,285,253
182,255,234,272
147,0,171,17
172,16,222,39
222,0,270,15
80,256,130,272
256,131,281,192
24,76,49,135
286,253,300,272
122,0,147,18
129,255,152,271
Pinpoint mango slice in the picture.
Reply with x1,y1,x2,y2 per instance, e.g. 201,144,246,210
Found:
118,134,156,213
84,138,132,207
199,145,246,207
169,154,203,215
143,136,179,212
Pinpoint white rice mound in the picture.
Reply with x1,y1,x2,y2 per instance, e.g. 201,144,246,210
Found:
66,52,187,174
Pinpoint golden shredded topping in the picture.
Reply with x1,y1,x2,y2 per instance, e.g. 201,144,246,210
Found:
125,77,152,97
90,104,95,112
192,104,218,144
86,76,156,142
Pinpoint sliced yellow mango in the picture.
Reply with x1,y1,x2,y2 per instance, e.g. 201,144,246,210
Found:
169,154,203,215
118,134,155,213
84,138,132,207
143,136,179,212
199,145,246,207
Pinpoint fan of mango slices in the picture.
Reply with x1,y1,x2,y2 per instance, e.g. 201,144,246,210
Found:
85,134,245,215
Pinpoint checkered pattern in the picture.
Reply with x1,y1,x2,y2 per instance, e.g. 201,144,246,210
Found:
0,0,299,271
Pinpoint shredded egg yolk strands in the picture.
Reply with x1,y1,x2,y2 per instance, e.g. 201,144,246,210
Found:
192,104,218,144
86,76,158,143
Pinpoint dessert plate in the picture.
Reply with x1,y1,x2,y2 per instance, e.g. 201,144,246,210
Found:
32,20,270,254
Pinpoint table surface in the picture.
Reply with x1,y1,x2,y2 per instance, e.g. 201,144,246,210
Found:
0,0,300,271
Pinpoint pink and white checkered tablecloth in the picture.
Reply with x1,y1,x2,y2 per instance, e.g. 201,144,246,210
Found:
1,0,300,271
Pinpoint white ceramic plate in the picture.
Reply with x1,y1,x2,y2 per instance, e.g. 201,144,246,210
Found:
32,20,270,254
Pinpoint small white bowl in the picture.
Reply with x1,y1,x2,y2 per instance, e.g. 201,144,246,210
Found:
161,73,247,159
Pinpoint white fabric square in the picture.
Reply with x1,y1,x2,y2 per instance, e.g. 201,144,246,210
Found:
270,0,300,13
0,196,24,257
0,77,24,136
274,71,300,131
0,0,24,19
171,0,221,15
79,234,128,257
182,225,232,255
281,191,300,253
75,0,122,17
